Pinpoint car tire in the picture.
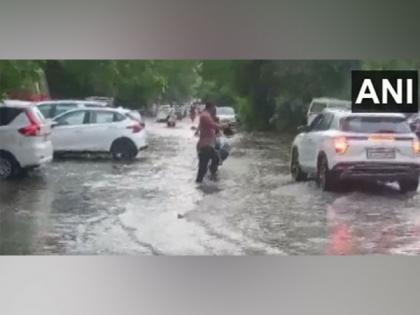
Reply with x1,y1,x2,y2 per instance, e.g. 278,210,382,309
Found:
110,138,138,160
290,148,308,182
0,153,20,180
317,154,339,192
399,178,419,193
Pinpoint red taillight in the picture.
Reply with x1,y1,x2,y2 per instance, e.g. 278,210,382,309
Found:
18,110,42,137
413,138,420,154
127,123,143,133
334,136,348,154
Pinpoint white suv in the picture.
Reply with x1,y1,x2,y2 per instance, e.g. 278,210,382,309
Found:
0,100,53,179
51,107,148,159
290,109,420,193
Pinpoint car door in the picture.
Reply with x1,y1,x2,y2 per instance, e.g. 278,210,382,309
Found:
306,113,334,169
299,114,325,168
83,110,119,151
51,110,90,151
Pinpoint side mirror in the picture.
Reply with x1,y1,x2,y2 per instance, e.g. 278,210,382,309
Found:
297,125,309,133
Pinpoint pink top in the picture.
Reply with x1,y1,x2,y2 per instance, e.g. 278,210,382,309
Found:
197,111,220,149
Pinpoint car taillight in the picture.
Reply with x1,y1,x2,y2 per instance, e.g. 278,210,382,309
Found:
127,123,143,133
334,136,348,154
368,134,395,141
413,138,420,154
18,110,42,137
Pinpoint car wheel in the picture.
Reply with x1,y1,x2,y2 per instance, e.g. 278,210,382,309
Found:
317,155,339,192
290,148,307,182
398,178,419,193
0,154,20,180
111,139,138,160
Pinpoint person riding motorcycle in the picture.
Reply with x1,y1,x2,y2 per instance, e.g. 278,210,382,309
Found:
167,105,177,127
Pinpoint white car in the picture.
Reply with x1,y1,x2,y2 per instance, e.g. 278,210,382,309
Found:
51,107,147,159
156,105,172,122
216,106,237,125
35,100,108,119
290,109,420,192
0,100,53,179
307,98,351,126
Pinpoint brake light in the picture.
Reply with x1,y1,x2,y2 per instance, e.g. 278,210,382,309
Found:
368,134,395,141
413,138,420,154
18,110,42,137
334,136,348,154
127,123,143,133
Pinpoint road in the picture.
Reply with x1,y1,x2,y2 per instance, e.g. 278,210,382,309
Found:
1,119,420,255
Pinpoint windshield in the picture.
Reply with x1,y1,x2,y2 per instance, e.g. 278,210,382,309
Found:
340,116,411,134
217,107,235,115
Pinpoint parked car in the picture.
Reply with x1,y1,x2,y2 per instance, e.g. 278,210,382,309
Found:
216,106,237,125
407,113,420,138
0,100,53,179
51,107,147,160
35,100,108,119
156,105,172,122
290,108,420,193
307,98,351,126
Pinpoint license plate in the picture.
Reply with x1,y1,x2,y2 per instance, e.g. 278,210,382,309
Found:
366,148,396,159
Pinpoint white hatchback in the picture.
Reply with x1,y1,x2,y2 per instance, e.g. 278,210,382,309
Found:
0,100,53,179
290,109,420,193
51,107,148,159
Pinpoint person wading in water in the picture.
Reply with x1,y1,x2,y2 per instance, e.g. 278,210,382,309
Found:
195,102,227,183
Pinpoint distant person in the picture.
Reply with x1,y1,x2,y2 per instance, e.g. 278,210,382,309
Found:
195,102,226,183
190,104,197,123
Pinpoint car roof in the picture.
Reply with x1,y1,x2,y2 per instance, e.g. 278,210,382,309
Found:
35,99,108,106
1,99,34,108
311,97,351,105
323,108,407,119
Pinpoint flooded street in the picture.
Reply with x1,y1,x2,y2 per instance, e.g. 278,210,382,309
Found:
1,119,420,255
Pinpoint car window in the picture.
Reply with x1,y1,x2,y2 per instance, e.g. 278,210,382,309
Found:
114,113,127,122
340,116,412,134
0,107,23,126
315,113,334,131
85,103,106,108
217,107,235,115
56,111,87,126
308,114,324,131
95,111,115,124
310,102,326,113
38,104,54,118
55,103,79,116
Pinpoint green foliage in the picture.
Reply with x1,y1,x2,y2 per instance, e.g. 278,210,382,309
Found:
2,59,419,131
0,60,45,100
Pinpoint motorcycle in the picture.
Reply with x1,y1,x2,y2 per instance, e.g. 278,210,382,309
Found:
167,114,176,127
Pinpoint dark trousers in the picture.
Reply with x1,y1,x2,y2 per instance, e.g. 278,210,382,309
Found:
196,146,219,182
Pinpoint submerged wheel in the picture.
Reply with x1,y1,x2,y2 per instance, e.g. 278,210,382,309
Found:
290,148,307,182
110,138,138,160
399,178,419,193
317,154,339,192
0,153,20,179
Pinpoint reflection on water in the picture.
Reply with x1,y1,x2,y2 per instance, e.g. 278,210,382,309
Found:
1,119,420,255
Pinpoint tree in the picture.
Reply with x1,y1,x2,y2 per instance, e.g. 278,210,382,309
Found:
0,61,45,100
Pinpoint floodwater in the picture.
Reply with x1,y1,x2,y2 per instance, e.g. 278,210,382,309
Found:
1,119,420,255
